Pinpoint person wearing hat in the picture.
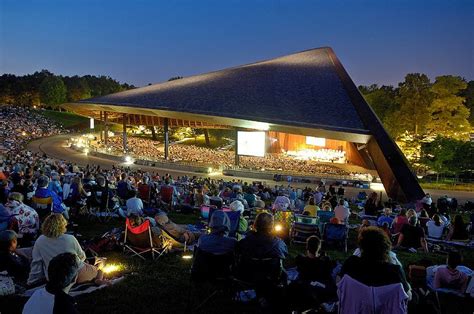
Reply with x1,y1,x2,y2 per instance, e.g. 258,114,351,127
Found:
229,200,248,240
197,210,237,255
0,230,31,283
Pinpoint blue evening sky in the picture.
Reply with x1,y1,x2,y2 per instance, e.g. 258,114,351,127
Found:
0,0,472,87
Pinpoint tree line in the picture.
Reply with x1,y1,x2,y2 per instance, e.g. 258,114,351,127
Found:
0,70,135,106
359,74,473,178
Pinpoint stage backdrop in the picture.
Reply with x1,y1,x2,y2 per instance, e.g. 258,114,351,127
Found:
267,131,369,168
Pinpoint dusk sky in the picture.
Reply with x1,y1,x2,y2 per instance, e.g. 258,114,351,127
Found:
1,0,473,87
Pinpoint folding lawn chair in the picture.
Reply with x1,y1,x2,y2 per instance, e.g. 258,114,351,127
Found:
323,223,348,253
188,247,235,311
290,215,320,244
32,196,52,221
207,207,241,238
160,185,174,210
317,210,335,233
123,218,165,260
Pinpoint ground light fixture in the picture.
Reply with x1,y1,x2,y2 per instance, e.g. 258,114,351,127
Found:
100,263,124,275
274,223,283,233
182,241,193,260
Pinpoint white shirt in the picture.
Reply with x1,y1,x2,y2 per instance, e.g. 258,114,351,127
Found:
426,220,445,239
28,234,85,285
126,197,144,216
334,205,350,223
422,196,432,206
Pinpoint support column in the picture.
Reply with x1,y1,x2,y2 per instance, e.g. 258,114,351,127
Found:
164,118,169,160
104,111,109,146
234,128,240,167
99,111,103,142
122,113,127,153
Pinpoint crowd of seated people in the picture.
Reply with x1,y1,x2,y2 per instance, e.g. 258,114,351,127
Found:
1,105,473,312
0,106,64,155
88,134,372,178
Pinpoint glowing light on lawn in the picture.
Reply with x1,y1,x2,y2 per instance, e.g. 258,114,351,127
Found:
101,263,122,274
274,224,283,232
90,118,95,129
21,131,27,136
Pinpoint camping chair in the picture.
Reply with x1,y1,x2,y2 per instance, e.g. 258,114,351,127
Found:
188,247,235,311
138,183,152,207
290,215,320,245
155,222,190,251
31,196,52,221
123,218,165,260
323,223,348,253
160,185,174,210
338,274,409,313
88,190,116,223
234,254,285,304
317,210,335,233
207,207,241,238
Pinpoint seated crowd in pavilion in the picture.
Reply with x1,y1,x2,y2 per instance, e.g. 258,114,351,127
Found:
0,105,473,313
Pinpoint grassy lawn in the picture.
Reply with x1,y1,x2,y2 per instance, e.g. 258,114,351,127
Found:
420,182,474,192
39,110,90,129
2,212,473,313
180,135,231,149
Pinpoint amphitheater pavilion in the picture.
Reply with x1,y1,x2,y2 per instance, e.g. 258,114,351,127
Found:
63,47,424,203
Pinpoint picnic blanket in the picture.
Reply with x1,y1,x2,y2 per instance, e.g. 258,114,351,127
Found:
21,277,124,297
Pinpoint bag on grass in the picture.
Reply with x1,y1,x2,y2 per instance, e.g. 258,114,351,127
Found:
0,273,15,296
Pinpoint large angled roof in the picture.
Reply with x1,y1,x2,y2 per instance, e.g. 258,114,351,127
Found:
75,47,370,135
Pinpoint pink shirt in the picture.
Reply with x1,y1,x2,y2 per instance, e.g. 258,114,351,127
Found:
393,216,408,234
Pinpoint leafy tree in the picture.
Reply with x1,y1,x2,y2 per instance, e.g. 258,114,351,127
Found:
459,80,474,124
396,73,433,137
359,84,399,122
420,136,458,175
64,76,91,101
451,140,474,173
427,76,470,140
39,76,67,105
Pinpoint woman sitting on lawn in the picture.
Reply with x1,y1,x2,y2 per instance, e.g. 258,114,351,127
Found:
447,215,469,241
340,227,411,295
392,208,409,234
27,213,106,286
426,214,445,239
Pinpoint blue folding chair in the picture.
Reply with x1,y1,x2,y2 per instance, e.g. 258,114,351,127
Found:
323,223,348,253
317,210,335,233
208,207,241,238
